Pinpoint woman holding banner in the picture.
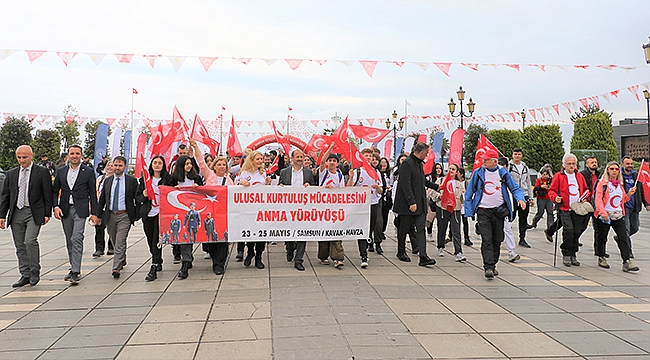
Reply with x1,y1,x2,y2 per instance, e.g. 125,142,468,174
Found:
191,140,233,275
137,156,173,281
169,155,204,279
237,150,271,269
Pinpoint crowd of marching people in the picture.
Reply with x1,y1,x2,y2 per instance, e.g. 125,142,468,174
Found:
1,139,648,288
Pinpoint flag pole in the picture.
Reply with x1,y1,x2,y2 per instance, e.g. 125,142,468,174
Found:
219,107,224,157
634,159,645,187
130,89,135,170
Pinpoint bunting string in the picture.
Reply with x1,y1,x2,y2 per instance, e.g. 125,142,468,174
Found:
1,49,647,78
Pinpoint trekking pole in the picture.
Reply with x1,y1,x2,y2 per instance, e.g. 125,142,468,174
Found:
553,207,560,267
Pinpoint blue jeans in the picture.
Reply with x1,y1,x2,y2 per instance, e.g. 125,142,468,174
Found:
624,209,640,252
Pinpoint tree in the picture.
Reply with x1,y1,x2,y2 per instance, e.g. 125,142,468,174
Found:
0,116,33,170
55,104,81,151
463,123,489,168
487,129,521,157
31,130,62,164
520,124,564,173
570,105,618,162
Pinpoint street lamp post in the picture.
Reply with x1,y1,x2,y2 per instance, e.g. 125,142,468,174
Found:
385,110,404,163
521,109,526,130
643,89,650,161
447,86,475,129
643,36,650,64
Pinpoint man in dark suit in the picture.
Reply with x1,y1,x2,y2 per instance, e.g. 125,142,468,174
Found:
53,145,99,285
0,145,53,287
278,149,316,271
96,156,139,278
393,142,437,267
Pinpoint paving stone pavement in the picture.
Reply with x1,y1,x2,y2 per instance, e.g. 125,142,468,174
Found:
0,212,649,359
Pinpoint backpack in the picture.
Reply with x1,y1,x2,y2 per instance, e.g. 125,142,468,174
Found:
320,170,343,186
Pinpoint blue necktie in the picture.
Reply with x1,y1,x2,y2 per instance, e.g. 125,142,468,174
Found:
112,177,120,213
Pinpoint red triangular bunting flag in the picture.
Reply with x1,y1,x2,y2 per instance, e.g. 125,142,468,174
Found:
579,98,589,109
504,64,520,71
57,52,76,66
433,62,451,76
115,54,134,63
25,50,46,63
198,57,218,71
461,63,479,71
359,60,378,78
285,59,303,70
144,55,158,68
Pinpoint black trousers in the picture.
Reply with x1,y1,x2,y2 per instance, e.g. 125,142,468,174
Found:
594,217,631,261
143,215,162,266
94,223,113,252
205,242,229,270
246,242,266,258
358,203,379,259
477,207,505,271
285,241,306,263
396,213,428,260
557,210,589,257
438,210,462,254
511,200,530,242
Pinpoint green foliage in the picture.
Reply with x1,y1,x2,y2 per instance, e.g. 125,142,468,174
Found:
55,104,81,151
0,117,33,170
31,130,61,164
569,105,618,162
463,123,489,168
486,129,521,157
84,120,112,159
520,124,564,173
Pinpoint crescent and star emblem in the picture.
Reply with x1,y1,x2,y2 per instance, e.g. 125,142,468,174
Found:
167,190,207,212
483,180,497,195
609,194,621,208
568,183,579,196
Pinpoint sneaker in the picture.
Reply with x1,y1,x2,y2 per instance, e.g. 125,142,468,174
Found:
235,251,244,262
69,272,80,285
437,248,445,257
320,259,330,265
173,255,181,264
570,256,580,266
508,253,521,263
623,260,639,272
92,251,103,258
204,252,211,259
360,258,368,268
563,256,571,267
484,269,494,278
64,271,72,281
271,241,277,245
544,229,553,242
426,233,434,241
334,260,344,268
598,256,610,269
455,253,466,262
106,249,114,255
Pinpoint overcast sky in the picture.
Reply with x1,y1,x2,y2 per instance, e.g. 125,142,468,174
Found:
1,0,649,148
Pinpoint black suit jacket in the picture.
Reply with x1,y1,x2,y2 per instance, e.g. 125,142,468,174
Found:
393,154,437,216
0,163,53,225
53,164,98,218
97,174,139,224
278,166,316,186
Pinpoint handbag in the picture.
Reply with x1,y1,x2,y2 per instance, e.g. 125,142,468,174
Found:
607,210,624,221
570,201,594,216
495,203,510,219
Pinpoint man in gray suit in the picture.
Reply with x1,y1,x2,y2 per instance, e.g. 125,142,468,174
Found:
278,149,316,271
53,145,99,285
0,145,53,287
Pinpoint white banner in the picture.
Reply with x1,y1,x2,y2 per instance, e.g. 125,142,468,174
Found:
228,186,370,241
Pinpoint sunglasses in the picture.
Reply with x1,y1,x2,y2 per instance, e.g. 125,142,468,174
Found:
608,167,620,171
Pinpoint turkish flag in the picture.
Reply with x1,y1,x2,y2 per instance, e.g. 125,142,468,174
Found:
132,88,138,94
440,172,456,212
266,156,279,175
134,133,148,178
305,134,331,158
190,114,220,155
349,124,391,143
227,115,243,156
473,134,500,172
159,186,229,244
331,116,352,160
139,153,157,204
271,121,292,155
150,106,189,156
448,128,466,166
350,144,379,181
638,160,650,205
422,148,436,175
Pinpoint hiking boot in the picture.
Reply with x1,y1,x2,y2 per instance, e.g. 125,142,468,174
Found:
145,264,157,281
571,256,580,266
623,260,639,272
563,256,571,267
484,269,494,278
598,257,610,269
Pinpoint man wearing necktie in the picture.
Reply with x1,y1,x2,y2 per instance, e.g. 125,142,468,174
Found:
96,156,139,278
0,145,53,287
52,145,99,285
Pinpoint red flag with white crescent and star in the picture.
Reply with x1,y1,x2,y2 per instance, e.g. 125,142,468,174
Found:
440,172,456,213
638,160,650,205
139,153,157,205
227,115,243,157
190,114,220,155
350,144,379,181
349,124,391,143
473,134,500,172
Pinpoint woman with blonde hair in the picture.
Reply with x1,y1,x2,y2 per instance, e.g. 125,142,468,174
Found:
237,150,271,269
594,161,638,272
